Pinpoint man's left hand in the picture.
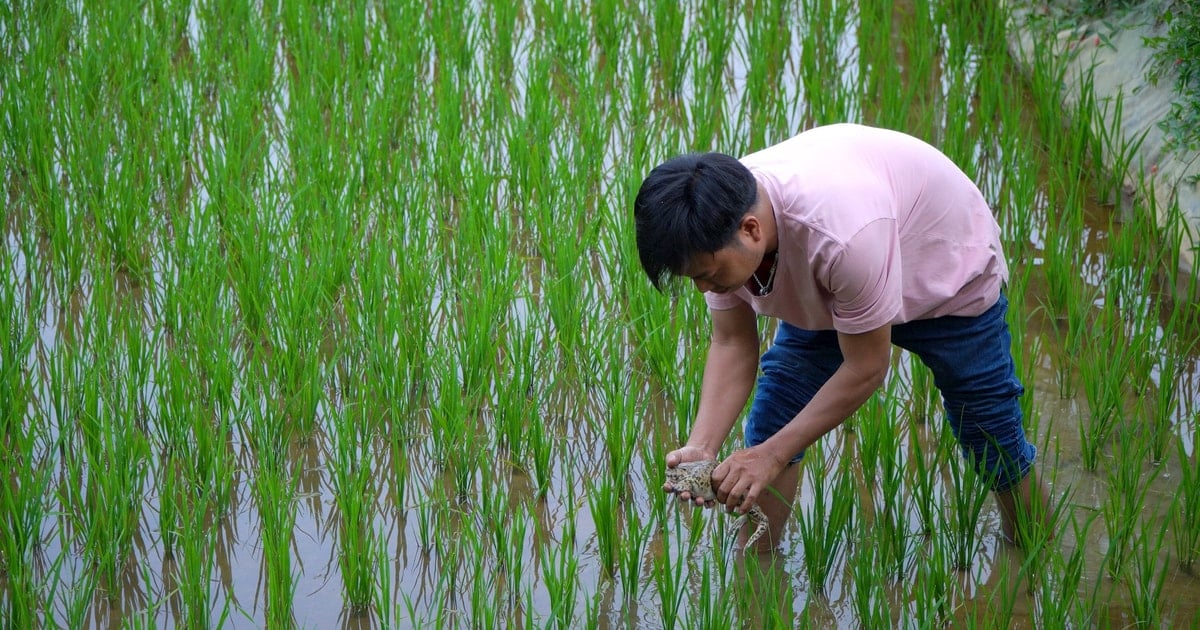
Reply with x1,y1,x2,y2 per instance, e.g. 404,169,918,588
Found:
711,445,787,514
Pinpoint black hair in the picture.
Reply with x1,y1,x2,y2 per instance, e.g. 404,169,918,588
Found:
633,152,758,289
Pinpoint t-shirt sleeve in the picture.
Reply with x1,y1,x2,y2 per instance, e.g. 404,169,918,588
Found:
824,218,902,333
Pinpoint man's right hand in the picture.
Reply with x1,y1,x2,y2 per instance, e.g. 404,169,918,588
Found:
663,445,717,508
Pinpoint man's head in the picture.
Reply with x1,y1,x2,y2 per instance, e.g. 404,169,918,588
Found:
633,152,762,291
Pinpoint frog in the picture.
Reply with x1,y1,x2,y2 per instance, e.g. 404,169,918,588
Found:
664,459,769,550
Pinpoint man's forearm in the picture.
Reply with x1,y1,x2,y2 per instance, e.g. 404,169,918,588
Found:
685,339,759,456
761,355,886,463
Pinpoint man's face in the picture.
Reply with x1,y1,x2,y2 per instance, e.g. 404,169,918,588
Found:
682,238,760,295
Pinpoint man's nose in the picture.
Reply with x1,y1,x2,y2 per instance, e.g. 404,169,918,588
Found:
693,278,713,293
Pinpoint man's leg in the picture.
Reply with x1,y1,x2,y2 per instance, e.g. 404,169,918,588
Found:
742,322,842,551
995,467,1052,545
893,294,1053,546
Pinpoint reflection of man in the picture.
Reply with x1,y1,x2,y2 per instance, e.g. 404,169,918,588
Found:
634,123,1050,551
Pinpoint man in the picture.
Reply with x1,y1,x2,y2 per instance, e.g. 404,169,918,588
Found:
634,123,1049,551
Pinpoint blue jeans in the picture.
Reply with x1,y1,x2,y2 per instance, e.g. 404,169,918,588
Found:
744,294,1035,492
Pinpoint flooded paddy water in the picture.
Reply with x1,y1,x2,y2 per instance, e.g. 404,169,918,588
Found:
3,0,1200,627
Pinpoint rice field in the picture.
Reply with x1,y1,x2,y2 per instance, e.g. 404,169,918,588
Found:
2,0,1200,627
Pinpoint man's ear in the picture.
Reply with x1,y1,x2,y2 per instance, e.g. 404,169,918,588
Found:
740,214,762,242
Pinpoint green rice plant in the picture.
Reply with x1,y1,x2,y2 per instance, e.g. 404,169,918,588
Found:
469,544,499,630
1021,29,1078,164
942,447,991,571
904,355,940,426
966,553,1020,629
540,514,580,630
266,245,327,435
0,445,53,629
855,0,898,127
1005,281,1043,430
58,287,153,593
617,498,651,610
1038,192,1088,327
1078,305,1134,471
1148,335,1186,463
1173,425,1200,570
855,389,911,578
1032,510,1095,627
444,215,518,405
849,522,893,627
798,0,856,126
55,564,99,630
1090,90,1149,212
1127,515,1171,626
906,420,945,538
683,557,722,630
732,553,793,630
912,531,952,628
477,482,524,615
171,480,228,630
600,347,643,498
854,394,886,489
428,357,483,502
241,363,301,627
505,503,532,614
651,535,686,630
494,317,543,459
688,1,734,149
413,495,436,555
796,444,855,593
1101,428,1155,579
586,474,621,580
738,0,794,149
328,386,382,611
649,0,689,100
526,407,556,499
0,240,50,629
894,0,942,135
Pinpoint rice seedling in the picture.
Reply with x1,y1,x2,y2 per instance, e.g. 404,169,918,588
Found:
732,554,792,630
327,385,382,612
0,238,51,628
904,427,943,539
585,475,620,579
617,498,651,608
849,522,893,628
56,284,154,595
1101,428,1156,580
1078,305,1134,471
1127,516,1171,626
1174,425,1200,570
651,536,686,630
942,448,992,571
241,362,301,628
5,0,1200,625
540,514,580,630
861,392,913,579
1032,510,1094,626
912,531,952,627
795,444,855,594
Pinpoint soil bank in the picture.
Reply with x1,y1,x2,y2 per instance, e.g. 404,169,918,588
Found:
1003,1,1200,296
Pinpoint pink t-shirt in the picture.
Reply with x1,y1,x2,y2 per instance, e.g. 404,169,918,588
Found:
705,124,1007,334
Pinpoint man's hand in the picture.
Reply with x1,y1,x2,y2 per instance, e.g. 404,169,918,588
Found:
663,445,717,507
712,445,787,515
